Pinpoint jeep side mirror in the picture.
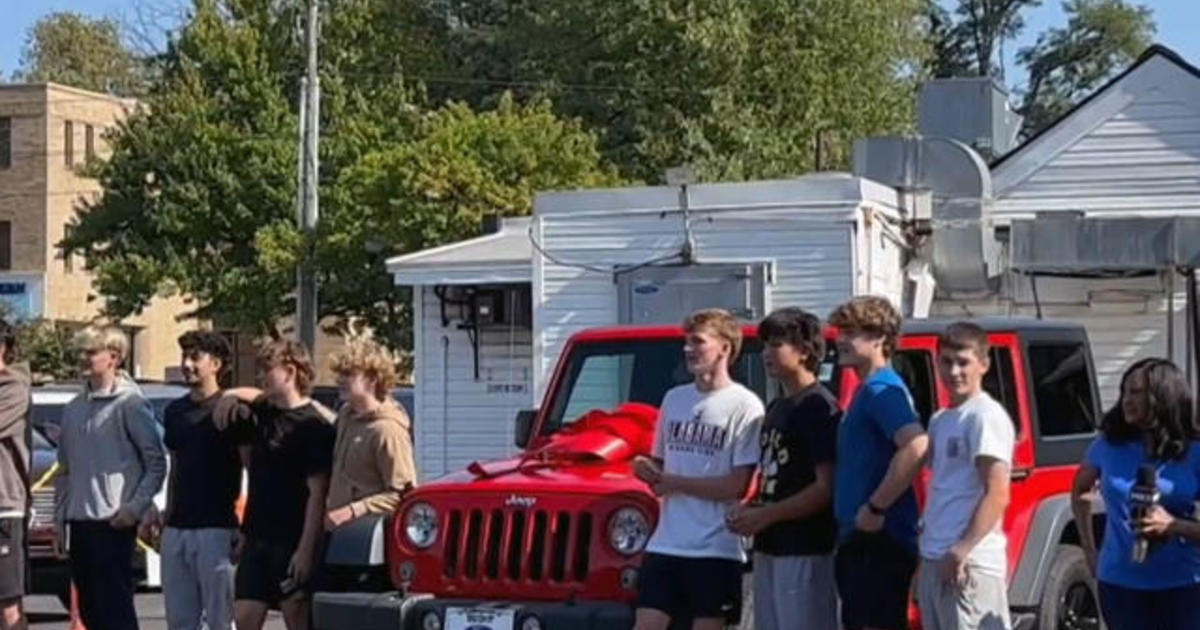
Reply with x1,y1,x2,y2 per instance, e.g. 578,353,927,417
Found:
514,409,538,449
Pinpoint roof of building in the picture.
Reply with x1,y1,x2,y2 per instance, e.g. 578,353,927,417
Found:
0,82,139,106
991,44,1197,170
386,217,532,286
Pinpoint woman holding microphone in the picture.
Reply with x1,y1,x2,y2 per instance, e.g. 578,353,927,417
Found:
1071,358,1200,629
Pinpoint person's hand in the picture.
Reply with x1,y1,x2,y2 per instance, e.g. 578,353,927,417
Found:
940,545,970,588
325,506,355,531
633,456,662,485
232,531,246,564
138,505,163,547
727,505,773,536
854,504,884,533
651,474,679,497
1139,505,1176,538
53,528,68,559
288,548,314,585
109,507,139,530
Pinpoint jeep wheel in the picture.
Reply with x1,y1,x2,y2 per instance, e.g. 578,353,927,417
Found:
1037,545,1102,630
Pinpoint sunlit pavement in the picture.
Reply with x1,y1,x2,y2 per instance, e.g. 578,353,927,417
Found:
25,594,288,630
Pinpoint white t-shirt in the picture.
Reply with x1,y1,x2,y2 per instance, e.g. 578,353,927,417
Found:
645,381,763,562
920,391,1015,576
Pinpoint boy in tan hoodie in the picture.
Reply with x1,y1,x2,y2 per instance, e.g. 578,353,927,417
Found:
324,337,415,529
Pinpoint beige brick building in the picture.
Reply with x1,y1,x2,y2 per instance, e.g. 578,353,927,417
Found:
0,83,197,380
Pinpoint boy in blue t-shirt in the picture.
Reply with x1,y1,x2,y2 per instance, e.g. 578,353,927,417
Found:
828,296,929,630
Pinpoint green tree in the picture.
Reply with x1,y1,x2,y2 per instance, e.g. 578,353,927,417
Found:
59,0,622,353
928,0,1041,79
1017,0,1154,137
60,0,298,335
286,94,623,351
436,0,929,183
13,12,145,95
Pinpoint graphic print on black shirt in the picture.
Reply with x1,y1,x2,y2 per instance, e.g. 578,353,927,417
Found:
237,397,335,545
753,384,840,556
163,393,244,529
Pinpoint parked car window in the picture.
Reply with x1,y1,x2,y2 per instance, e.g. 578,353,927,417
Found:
982,346,1022,434
892,349,935,426
1027,343,1096,437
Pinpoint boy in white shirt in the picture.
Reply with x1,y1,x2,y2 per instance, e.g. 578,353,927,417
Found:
919,322,1015,630
632,308,764,630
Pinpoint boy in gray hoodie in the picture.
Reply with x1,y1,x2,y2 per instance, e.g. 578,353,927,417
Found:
54,326,166,630
0,318,31,630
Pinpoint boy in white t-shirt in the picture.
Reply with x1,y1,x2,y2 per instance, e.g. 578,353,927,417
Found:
632,308,764,630
919,322,1016,630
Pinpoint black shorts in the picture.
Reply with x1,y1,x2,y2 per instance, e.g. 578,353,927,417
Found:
235,537,307,608
0,518,25,602
835,530,918,630
635,552,743,623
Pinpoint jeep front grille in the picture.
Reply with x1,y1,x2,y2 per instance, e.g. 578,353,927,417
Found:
443,508,592,584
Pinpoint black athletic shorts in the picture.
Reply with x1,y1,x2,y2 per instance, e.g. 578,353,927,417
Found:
635,552,743,623
0,518,25,602
835,530,918,630
235,537,307,608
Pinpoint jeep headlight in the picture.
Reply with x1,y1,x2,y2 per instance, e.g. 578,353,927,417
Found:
404,502,439,549
608,507,650,555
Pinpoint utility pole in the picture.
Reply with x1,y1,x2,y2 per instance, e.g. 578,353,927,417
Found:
297,0,320,350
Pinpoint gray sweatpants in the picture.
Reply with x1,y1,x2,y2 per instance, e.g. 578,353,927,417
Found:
161,527,236,630
916,559,1011,630
752,552,838,630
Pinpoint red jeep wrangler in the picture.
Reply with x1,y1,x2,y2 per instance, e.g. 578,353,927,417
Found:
313,317,1104,630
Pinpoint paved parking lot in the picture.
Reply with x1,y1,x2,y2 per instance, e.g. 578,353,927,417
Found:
26,594,288,630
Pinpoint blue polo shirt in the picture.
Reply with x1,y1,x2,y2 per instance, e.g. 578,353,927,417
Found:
1088,437,1200,590
833,366,921,554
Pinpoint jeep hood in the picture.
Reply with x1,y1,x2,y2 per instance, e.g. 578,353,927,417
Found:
420,403,658,496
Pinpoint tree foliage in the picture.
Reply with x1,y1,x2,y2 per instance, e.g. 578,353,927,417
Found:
435,0,930,183
1017,0,1154,136
927,0,1041,79
13,12,146,95
60,0,622,350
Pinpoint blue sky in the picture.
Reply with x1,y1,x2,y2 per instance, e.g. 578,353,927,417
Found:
3,0,1199,95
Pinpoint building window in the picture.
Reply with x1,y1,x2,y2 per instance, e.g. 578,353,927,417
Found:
85,124,95,161
63,224,75,273
64,121,74,167
0,118,10,169
0,222,12,270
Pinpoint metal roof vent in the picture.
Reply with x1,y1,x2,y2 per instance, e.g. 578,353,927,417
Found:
853,135,999,294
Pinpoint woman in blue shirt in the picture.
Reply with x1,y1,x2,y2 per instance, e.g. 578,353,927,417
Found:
1071,358,1200,629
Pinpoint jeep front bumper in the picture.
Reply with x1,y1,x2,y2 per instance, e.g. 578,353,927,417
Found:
313,592,634,630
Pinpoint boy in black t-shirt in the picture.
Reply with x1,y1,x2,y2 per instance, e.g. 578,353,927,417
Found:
728,308,840,630
221,340,335,630
140,331,243,630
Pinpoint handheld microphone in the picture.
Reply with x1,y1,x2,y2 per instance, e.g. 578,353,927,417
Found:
1130,463,1160,564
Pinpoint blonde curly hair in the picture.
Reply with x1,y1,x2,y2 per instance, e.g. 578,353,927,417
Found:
330,337,399,401
828,295,902,357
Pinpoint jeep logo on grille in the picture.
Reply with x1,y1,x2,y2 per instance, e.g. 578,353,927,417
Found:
505,495,537,508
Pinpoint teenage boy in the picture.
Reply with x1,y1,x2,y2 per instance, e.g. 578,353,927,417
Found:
0,320,31,630
728,307,839,630
631,308,764,630
54,326,167,630
325,337,416,531
140,331,244,630
221,339,336,630
918,323,1014,630
829,296,929,630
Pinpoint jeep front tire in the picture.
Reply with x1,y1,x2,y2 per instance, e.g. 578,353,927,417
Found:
1037,544,1103,630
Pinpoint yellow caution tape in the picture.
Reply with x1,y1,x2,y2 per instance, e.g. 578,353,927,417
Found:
31,461,59,492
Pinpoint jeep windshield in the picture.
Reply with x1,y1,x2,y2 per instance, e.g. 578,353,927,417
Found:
542,337,840,431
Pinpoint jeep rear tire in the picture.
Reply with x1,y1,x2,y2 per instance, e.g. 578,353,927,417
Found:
1037,544,1103,630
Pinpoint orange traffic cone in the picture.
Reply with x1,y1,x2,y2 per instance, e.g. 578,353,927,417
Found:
69,582,86,630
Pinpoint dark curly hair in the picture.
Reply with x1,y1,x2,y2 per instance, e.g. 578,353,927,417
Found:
759,307,825,373
1101,357,1197,461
